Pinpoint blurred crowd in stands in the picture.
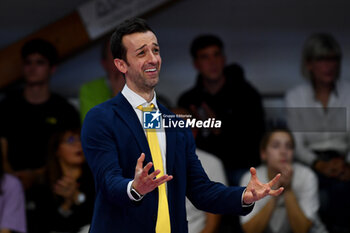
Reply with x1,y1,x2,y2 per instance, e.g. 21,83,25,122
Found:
0,30,349,233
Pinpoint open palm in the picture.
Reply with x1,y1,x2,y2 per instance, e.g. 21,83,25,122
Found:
243,167,284,204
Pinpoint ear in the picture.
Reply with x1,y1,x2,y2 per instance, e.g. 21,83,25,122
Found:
114,58,127,74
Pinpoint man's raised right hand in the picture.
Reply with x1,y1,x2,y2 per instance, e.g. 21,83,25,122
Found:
132,153,173,195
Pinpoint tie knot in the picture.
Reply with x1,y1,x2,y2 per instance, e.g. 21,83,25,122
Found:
137,104,155,112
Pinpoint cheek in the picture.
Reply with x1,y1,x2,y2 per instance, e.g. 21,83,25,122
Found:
265,149,279,165
57,147,72,162
287,150,294,162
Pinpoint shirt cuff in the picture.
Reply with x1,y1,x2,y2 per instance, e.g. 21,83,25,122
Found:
127,180,144,202
241,188,254,207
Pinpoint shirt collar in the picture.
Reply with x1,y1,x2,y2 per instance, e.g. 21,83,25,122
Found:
121,84,158,110
309,80,339,101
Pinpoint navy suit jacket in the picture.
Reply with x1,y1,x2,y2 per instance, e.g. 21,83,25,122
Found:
81,93,253,233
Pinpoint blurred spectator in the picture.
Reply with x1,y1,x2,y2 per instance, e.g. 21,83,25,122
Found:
28,127,95,233
0,143,27,233
79,38,125,122
240,128,327,233
178,35,265,186
285,33,350,232
172,108,226,233
0,38,80,232
46,127,95,232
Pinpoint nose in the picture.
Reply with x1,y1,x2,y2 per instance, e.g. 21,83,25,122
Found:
146,51,159,65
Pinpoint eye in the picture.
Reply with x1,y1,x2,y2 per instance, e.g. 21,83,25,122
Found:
137,50,145,56
153,48,160,53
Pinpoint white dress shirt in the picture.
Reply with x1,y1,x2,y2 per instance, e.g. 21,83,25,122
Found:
121,84,167,201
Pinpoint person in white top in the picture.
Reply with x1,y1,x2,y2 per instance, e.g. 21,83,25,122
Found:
240,128,327,233
285,33,350,232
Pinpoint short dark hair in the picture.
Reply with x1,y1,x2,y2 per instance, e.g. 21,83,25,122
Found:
190,35,224,59
110,18,154,62
21,39,58,66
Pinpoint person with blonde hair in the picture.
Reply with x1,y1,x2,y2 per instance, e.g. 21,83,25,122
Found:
285,33,350,232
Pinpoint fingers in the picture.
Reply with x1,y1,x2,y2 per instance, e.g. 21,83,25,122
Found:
141,162,153,177
268,173,281,187
154,175,173,186
269,187,284,196
136,153,145,170
250,167,257,179
148,169,161,180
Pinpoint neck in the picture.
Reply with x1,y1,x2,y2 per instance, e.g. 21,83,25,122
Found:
60,162,82,179
108,73,125,96
126,81,154,102
24,82,50,104
202,75,226,95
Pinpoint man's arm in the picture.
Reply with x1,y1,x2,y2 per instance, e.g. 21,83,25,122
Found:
81,107,133,207
81,107,171,206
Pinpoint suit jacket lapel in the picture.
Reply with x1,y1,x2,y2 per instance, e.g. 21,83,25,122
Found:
111,93,152,161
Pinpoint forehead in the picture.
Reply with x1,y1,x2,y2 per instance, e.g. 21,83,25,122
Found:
197,45,222,55
122,31,158,51
24,52,48,61
269,132,292,143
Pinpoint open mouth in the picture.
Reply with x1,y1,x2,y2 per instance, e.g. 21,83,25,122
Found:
145,68,157,73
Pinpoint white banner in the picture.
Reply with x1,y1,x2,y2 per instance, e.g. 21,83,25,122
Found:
78,0,172,40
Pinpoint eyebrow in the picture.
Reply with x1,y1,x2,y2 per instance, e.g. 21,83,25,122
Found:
135,43,159,52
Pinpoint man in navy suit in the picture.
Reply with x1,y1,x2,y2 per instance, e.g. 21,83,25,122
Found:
81,18,283,233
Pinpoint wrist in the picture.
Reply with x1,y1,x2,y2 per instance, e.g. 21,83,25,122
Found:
130,184,144,201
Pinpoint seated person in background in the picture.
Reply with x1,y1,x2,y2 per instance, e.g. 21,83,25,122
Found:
178,35,265,187
0,144,27,233
285,33,350,232
240,128,327,233
172,108,227,233
79,38,125,122
30,127,95,233
0,39,80,233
